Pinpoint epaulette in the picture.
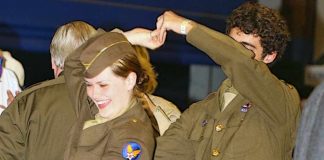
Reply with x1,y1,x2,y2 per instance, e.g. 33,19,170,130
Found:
280,80,294,89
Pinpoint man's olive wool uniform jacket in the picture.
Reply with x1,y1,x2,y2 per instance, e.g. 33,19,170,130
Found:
154,25,301,160
0,75,76,160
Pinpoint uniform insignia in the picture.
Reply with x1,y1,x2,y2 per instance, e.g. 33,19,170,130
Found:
240,103,251,112
122,142,142,160
201,120,208,127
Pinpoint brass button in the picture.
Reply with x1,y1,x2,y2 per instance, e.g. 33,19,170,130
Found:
215,124,224,132
212,149,220,156
132,119,137,123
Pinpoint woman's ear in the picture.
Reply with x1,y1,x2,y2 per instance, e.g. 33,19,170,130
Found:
126,72,137,90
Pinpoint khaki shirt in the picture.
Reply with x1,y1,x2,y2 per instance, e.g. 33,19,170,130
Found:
155,25,300,160
0,75,76,160
148,95,181,135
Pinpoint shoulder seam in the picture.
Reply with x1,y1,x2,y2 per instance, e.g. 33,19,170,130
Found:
15,77,66,100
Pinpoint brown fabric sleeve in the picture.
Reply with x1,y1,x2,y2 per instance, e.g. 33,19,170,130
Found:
103,121,155,160
186,25,300,124
0,98,26,159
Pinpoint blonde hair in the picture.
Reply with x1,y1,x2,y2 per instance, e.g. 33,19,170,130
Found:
50,21,96,69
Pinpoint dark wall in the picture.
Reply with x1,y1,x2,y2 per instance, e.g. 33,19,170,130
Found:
0,0,247,109
1,0,313,109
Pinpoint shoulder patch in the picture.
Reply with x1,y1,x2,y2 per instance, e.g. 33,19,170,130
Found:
122,142,142,160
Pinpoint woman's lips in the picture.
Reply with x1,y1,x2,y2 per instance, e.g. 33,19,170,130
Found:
97,100,111,110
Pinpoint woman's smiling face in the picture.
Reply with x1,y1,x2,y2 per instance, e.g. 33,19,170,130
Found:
85,66,134,119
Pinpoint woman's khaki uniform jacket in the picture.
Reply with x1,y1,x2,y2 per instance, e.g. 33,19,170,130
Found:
0,75,76,160
155,25,301,160
63,39,155,160
65,102,155,160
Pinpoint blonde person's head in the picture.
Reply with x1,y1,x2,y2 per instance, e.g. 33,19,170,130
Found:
50,21,96,69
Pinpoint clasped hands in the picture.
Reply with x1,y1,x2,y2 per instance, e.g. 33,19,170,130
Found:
125,11,194,50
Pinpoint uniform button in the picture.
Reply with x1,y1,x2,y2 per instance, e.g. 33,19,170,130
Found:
132,119,137,123
212,149,220,156
215,124,224,132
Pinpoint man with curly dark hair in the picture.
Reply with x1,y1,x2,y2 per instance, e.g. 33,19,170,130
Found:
153,2,300,160
225,2,290,64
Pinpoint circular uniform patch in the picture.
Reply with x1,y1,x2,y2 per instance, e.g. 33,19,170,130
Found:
122,142,142,160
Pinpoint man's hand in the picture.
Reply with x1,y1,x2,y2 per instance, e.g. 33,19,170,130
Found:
124,28,166,50
156,11,195,42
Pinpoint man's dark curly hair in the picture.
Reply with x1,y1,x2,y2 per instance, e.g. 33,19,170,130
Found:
226,2,290,63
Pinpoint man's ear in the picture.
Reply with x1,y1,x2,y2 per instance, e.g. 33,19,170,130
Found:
263,51,277,64
51,58,61,78
126,72,137,90
51,58,56,70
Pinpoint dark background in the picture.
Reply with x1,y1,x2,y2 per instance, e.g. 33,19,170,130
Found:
0,0,315,111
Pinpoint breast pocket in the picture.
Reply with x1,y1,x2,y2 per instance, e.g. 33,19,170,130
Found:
222,108,264,159
226,111,246,128
187,118,215,157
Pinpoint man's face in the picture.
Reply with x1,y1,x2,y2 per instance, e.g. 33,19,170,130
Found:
85,66,133,119
229,27,275,63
